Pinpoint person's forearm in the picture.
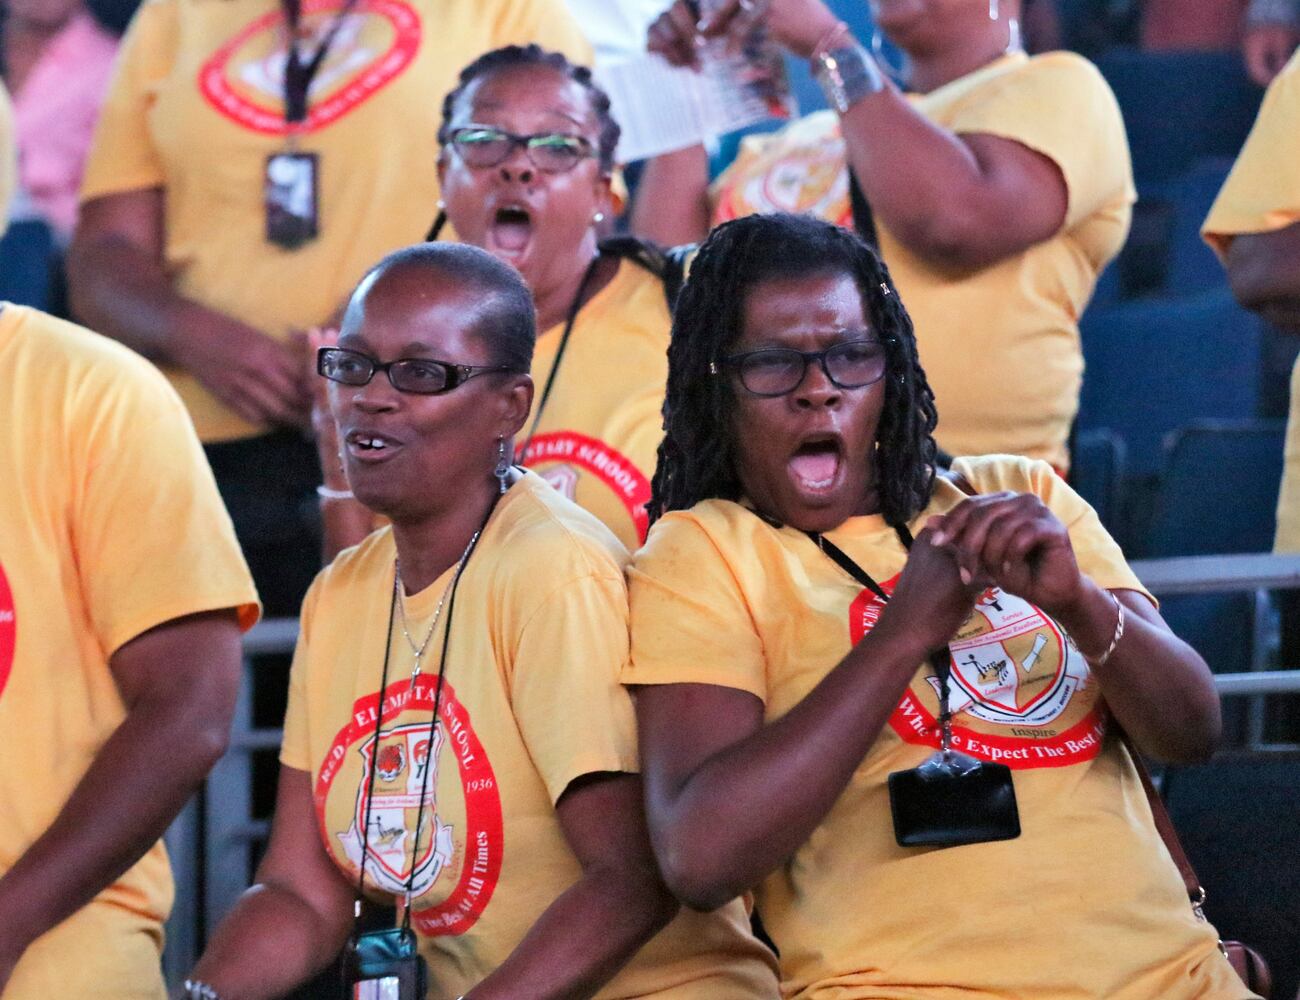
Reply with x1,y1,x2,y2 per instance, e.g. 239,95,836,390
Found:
466,865,678,1000
1055,584,1221,763
0,692,232,960
647,622,929,910
629,145,712,246
839,89,1031,268
321,496,378,563
187,882,352,1000
1225,224,1300,315
66,234,251,366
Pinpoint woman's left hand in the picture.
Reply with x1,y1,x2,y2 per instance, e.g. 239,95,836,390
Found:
926,492,1085,619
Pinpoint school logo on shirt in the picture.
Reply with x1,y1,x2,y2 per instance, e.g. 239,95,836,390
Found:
715,139,852,228
198,0,421,135
850,577,1107,768
519,431,652,542
0,563,14,702
317,676,503,936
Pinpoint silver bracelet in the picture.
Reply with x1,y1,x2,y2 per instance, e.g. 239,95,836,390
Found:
182,980,222,1000
812,33,885,114
317,483,354,500
1086,591,1126,667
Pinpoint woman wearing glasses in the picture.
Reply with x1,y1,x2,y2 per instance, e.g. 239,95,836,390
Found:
182,242,779,999
624,213,1251,999
633,0,1133,474
68,0,590,617
318,44,676,558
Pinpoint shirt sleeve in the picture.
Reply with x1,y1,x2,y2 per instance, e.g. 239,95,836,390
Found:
79,0,177,201
1202,49,1300,254
488,0,594,64
509,570,638,805
72,353,259,658
949,52,1134,231
955,455,1154,606
623,513,768,700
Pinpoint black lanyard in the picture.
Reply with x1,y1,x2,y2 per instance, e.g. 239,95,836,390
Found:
804,524,956,735
281,0,360,126
518,253,603,464
354,497,496,932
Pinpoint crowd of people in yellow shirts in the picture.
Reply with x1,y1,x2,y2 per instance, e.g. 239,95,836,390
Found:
0,0,1297,998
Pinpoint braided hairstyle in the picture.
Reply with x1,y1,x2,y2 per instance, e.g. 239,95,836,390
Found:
438,44,621,172
650,213,939,529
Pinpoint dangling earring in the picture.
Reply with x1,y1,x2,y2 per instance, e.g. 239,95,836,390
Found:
988,0,1021,53
494,437,510,495
1005,16,1021,51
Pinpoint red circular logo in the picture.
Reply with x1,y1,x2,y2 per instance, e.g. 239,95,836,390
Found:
851,576,1106,769
316,676,503,936
519,431,652,542
198,0,421,135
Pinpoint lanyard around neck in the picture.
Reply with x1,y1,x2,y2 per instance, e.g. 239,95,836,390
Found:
517,252,604,464
353,494,498,932
803,523,955,732
281,0,359,126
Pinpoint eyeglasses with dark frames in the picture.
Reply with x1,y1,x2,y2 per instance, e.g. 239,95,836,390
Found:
317,346,515,395
709,338,890,397
447,125,596,173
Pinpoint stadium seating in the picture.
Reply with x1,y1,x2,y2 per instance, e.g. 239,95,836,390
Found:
1162,751,1300,1000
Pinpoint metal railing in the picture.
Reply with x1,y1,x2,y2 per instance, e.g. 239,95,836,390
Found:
161,552,1300,984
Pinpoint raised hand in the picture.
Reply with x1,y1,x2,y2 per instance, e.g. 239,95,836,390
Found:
173,314,312,430
875,524,981,655
926,492,1086,620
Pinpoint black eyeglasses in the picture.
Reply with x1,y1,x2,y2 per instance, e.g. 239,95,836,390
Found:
710,338,890,397
447,125,595,173
317,347,515,395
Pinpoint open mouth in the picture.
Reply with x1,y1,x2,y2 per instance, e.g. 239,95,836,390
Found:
345,431,401,462
788,436,844,493
488,204,533,256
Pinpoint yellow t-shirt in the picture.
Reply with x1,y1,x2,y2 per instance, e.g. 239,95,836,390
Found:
0,306,259,981
81,0,591,444
1202,50,1300,552
281,472,778,999
519,259,670,551
624,455,1252,1000
712,52,1135,469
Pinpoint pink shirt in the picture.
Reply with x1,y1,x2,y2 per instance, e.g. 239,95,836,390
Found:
12,12,118,236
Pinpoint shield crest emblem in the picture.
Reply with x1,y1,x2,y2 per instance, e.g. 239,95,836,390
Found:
338,721,456,897
939,588,1088,727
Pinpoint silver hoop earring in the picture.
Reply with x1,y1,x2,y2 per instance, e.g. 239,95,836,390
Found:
870,29,910,86
494,437,510,494
1005,16,1021,51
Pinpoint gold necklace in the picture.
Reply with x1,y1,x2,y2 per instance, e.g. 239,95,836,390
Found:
393,530,480,685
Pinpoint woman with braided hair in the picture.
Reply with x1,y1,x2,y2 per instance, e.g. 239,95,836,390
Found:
624,213,1252,999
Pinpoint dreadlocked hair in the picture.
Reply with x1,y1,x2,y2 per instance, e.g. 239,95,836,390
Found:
650,212,939,530
438,44,621,172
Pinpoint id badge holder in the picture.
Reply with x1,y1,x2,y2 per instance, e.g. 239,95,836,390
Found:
887,649,1020,849
265,147,319,250
343,926,428,1000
